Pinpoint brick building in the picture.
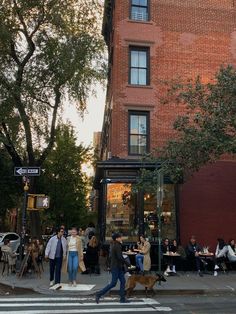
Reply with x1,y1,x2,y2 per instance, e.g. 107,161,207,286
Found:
94,0,236,250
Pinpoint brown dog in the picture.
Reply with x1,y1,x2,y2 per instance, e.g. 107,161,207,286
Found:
126,273,166,297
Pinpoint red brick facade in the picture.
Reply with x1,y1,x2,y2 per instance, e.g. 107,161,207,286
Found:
101,0,236,247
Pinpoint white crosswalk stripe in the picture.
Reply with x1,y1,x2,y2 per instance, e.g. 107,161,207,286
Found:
0,297,172,313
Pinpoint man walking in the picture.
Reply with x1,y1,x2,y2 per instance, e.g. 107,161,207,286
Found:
45,227,67,286
96,233,130,303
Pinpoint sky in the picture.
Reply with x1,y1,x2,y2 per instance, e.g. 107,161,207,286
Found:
63,84,106,147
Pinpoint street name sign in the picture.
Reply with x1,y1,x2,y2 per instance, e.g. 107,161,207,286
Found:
14,167,41,176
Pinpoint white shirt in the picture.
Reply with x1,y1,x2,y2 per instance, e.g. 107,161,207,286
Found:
68,236,77,251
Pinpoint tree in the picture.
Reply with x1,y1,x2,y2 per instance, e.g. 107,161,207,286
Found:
159,66,236,181
136,66,236,186
38,123,92,230
0,0,105,234
0,148,21,229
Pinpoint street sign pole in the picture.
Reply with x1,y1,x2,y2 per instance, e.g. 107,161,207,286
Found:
157,171,164,274
19,179,29,263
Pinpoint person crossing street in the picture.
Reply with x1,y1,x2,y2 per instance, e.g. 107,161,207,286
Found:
95,233,130,304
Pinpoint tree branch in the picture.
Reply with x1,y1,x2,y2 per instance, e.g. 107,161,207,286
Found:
37,86,61,166
9,40,21,66
0,123,22,166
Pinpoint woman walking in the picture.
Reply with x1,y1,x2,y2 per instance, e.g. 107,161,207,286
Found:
64,227,85,286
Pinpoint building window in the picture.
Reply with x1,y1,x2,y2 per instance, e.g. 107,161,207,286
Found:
106,183,136,241
130,0,149,21
129,111,149,155
129,47,149,85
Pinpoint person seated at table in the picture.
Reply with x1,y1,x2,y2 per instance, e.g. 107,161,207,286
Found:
171,239,187,272
214,238,228,276
227,239,236,263
135,235,151,274
161,238,173,275
1,239,17,272
85,235,100,274
185,235,204,276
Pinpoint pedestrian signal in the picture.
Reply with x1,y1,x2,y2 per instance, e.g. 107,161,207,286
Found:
27,194,50,210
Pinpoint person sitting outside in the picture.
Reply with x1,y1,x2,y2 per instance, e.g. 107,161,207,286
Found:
185,235,204,276
214,238,228,276
227,239,236,263
85,236,100,274
172,239,186,271
135,235,151,274
1,239,17,272
161,238,173,276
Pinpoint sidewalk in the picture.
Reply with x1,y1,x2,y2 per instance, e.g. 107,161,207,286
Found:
1,262,236,296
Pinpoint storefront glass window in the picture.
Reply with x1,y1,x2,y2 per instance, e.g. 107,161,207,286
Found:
144,184,176,241
106,183,137,241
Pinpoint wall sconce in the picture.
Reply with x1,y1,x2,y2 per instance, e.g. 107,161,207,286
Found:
161,211,172,224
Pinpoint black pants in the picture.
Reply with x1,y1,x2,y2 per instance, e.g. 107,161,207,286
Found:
49,257,63,284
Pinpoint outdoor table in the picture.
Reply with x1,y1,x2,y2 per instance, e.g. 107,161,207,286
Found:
199,252,214,274
163,252,181,275
122,251,137,268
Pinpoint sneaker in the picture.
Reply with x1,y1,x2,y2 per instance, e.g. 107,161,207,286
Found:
164,271,169,276
128,265,136,270
73,281,77,287
214,265,220,270
95,294,100,304
214,271,218,276
50,281,54,287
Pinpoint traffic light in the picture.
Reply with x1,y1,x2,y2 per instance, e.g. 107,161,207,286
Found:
27,194,50,210
36,195,50,209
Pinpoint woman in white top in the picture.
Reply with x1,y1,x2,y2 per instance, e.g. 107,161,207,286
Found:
227,239,236,262
213,238,228,276
64,227,84,286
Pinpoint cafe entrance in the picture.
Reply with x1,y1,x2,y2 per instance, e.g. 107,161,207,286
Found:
94,159,178,244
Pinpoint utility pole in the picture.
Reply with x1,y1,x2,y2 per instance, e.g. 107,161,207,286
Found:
19,177,29,262
157,171,164,273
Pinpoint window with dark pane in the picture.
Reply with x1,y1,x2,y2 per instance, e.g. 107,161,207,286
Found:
131,0,149,21
129,111,149,155
129,47,149,86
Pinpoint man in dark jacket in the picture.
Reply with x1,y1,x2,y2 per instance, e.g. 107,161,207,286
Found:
186,235,203,276
96,233,130,303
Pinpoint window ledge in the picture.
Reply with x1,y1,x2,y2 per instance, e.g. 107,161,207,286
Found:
127,19,154,25
127,84,153,89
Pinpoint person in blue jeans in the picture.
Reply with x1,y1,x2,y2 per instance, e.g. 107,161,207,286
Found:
45,227,67,286
66,227,84,287
135,235,151,274
96,233,130,304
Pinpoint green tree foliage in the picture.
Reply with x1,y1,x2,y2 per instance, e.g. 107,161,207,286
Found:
0,0,105,235
160,66,236,181
38,123,92,229
0,0,105,167
0,148,21,227
136,66,236,187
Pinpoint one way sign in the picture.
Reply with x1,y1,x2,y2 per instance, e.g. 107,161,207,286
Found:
14,167,41,177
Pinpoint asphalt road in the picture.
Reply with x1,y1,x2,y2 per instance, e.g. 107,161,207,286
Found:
0,294,235,313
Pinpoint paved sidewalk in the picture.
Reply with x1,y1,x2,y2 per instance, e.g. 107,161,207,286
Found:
1,262,236,296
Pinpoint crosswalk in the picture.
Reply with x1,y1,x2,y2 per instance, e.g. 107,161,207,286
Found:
0,296,172,313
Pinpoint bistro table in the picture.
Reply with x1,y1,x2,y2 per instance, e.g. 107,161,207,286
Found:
163,252,181,275
122,251,137,271
198,252,214,274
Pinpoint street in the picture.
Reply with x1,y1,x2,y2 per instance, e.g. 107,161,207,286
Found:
0,295,236,314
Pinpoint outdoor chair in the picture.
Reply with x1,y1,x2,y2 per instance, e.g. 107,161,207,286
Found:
1,251,10,276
